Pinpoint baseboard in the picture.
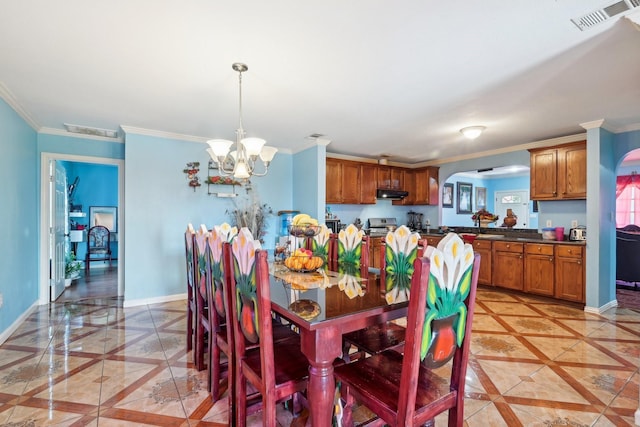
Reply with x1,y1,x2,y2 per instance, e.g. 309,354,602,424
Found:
123,292,187,308
584,299,618,314
0,301,39,346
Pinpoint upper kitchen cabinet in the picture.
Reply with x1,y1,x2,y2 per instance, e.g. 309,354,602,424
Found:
377,167,404,190
360,163,378,204
326,158,361,204
326,158,343,204
413,167,439,205
529,141,586,200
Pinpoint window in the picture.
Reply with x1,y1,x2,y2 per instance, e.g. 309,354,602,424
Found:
616,174,640,227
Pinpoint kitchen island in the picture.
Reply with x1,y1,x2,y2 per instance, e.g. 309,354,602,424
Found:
420,231,586,304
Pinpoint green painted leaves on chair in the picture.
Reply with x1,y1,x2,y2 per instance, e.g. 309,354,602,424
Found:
232,227,262,344
421,233,474,364
384,225,421,304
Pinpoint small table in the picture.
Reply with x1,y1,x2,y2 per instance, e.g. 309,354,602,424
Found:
269,264,408,426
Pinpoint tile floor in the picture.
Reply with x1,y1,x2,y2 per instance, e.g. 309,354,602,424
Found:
0,288,638,426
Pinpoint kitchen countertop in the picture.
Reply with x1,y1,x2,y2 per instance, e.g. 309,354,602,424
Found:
420,232,586,245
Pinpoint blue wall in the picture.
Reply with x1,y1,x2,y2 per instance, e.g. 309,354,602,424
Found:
0,99,38,334
122,131,293,303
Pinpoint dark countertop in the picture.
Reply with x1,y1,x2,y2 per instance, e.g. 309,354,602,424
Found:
419,231,586,245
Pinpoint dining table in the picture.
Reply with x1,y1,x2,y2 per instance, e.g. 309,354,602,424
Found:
269,262,409,427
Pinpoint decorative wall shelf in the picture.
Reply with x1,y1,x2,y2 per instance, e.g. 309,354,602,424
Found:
207,162,242,197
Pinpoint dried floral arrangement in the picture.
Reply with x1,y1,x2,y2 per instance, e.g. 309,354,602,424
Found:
227,195,273,243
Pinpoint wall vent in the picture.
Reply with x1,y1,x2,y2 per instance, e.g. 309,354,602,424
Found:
572,0,639,30
64,123,119,138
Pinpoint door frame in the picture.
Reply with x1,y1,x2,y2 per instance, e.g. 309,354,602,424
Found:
494,189,530,229
39,152,125,305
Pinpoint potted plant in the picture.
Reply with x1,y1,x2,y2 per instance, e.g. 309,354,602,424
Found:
65,252,82,287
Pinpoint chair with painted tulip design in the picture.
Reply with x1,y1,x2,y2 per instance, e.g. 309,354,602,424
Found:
192,225,211,373
342,225,421,361
229,227,310,427
334,233,481,427
184,224,196,353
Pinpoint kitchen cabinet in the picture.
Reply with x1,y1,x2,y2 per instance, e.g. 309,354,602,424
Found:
472,240,492,286
378,167,404,190
326,158,343,204
555,245,585,303
360,163,378,204
341,161,361,204
529,141,586,200
369,236,384,270
422,235,443,248
413,167,440,205
524,243,555,297
393,169,414,205
492,241,524,291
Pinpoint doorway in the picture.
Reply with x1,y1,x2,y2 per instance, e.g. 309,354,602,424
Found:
39,152,124,305
494,189,530,228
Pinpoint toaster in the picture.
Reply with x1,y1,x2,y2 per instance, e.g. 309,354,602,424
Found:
569,226,586,241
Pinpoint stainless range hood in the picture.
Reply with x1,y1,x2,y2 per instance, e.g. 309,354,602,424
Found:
376,188,409,200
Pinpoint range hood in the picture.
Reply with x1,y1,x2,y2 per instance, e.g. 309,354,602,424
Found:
376,188,409,200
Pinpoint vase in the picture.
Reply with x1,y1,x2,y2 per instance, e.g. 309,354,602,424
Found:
423,314,459,369
503,216,517,228
65,278,72,288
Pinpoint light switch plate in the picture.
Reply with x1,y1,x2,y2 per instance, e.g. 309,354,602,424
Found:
571,220,578,228
546,220,552,227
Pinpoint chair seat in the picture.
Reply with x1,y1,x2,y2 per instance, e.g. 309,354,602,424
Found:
334,349,456,418
343,322,405,356
242,336,309,391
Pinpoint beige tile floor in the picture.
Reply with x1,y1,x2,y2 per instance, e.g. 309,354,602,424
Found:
0,288,638,426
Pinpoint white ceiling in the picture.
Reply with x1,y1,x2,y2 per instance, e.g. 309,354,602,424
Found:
1,1,640,164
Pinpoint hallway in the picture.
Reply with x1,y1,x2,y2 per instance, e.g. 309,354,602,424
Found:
0,287,638,425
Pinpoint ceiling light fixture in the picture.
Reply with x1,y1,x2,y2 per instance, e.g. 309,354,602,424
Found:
460,126,486,140
206,63,277,180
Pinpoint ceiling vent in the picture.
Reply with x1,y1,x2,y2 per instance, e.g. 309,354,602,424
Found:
64,123,119,138
572,0,640,30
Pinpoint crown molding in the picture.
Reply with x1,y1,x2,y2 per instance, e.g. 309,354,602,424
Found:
329,132,587,168
0,82,40,131
120,125,294,154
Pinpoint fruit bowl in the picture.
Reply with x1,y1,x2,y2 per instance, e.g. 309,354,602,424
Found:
288,224,321,237
284,254,325,273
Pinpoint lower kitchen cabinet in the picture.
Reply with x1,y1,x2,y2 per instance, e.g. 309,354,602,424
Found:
492,241,524,291
555,244,585,303
422,235,443,248
369,236,384,270
472,240,492,285
524,243,555,297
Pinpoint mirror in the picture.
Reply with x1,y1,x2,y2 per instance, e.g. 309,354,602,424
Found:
90,206,117,232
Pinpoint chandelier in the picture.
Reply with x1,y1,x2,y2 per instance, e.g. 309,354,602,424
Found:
206,63,277,179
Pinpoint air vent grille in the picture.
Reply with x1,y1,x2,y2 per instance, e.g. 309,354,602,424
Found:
572,0,640,30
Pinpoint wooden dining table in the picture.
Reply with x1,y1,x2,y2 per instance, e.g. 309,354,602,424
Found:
269,263,408,426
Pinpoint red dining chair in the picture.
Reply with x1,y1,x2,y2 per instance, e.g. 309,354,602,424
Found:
342,226,421,361
184,224,196,353
204,224,237,401
334,234,481,427
229,227,310,427
192,225,211,373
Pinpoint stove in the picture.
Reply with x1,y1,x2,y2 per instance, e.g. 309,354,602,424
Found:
366,217,398,237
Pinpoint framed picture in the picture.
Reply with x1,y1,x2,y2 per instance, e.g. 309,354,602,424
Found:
442,183,454,208
475,187,487,210
456,182,473,214
89,206,117,233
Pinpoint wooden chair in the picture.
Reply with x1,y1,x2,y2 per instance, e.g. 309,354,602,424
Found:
229,227,310,427
184,224,196,353
85,225,112,276
334,233,481,427
192,225,211,373
342,226,422,361
204,224,237,401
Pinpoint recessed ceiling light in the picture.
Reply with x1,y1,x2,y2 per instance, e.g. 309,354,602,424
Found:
64,123,119,138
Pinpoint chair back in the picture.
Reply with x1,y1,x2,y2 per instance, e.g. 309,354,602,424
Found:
87,225,111,254
228,227,274,365
333,224,369,275
380,225,422,304
193,225,209,301
207,223,238,319
398,233,480,423
184,224,196,292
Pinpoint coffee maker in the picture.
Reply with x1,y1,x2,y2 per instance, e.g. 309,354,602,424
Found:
407,211,423,231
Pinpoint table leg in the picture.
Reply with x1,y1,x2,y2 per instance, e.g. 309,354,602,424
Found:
300,327,341,427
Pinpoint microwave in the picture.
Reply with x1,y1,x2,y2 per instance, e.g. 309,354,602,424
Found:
325,219,341,234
